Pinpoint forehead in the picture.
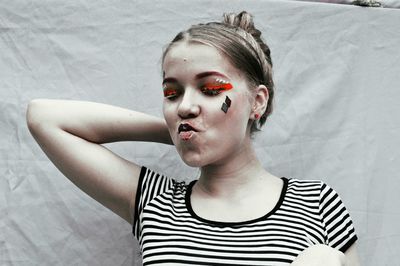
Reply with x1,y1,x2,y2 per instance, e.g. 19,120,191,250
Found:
162,42,241,80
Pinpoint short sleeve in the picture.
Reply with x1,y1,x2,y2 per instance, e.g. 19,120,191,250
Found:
132,166,175,239
319,182,358,252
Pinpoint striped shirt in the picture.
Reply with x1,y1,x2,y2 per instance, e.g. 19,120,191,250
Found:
133,167,357,265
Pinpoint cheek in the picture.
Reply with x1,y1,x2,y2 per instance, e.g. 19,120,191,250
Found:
226,93,250,118
162,102,177,131
210,94,250,134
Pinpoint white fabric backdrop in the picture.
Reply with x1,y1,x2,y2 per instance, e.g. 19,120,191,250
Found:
1,0,399,265
295,0,400,8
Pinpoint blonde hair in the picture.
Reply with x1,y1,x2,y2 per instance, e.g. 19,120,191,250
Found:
162,11,274,133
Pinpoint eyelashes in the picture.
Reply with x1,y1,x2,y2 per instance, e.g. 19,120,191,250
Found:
200,83,233,96
163,89,178,99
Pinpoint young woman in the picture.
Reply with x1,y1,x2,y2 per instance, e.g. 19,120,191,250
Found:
27,11,359,266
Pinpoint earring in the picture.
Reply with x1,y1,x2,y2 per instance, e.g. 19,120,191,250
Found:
255,113,260,119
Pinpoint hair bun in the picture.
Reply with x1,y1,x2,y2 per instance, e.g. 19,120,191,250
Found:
223,11,260,38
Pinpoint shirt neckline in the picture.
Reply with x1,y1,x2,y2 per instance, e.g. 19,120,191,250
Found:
185,177,288,227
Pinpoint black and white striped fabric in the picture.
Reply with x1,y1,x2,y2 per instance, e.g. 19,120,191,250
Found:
133,166,357,265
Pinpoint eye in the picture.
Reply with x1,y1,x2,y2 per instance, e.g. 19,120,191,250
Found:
163,88,179,100
201,87,223,96
200,84,226,96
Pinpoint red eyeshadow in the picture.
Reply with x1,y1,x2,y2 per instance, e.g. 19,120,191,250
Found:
203,83,233,91
164,89,177,97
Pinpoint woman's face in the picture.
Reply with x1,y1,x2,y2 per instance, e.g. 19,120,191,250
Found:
162,42,253,167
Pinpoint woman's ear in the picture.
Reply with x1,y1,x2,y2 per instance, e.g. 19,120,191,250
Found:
251,85,269,119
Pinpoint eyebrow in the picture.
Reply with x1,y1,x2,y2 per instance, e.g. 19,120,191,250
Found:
162,71,229,85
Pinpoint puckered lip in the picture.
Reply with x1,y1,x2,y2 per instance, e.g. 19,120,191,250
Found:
178,122,199,134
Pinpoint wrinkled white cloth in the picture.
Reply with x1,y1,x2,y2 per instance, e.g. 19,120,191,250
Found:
1,0,399,265
295,0,400,8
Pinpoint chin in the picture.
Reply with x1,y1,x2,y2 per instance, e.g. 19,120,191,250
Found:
181,155,205,168
180,151,226,168
178,149,212,168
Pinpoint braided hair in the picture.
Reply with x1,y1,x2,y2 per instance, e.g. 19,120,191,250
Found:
162,11,274,134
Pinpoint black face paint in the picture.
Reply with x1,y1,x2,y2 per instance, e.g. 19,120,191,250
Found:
221,96,232,113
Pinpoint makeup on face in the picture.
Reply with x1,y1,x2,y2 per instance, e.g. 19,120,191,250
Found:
201,78,233,96
162,72,233,100
163,88,178,99
221,95,232,113
178,123,197,141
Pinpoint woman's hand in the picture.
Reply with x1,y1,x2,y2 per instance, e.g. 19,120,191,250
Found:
291,244,346,266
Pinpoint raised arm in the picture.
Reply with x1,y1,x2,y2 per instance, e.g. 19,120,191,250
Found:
26,99,172,225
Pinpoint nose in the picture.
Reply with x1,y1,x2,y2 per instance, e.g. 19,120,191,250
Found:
177,89,200,119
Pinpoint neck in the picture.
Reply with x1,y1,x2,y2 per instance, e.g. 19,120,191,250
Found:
197,137,267,199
